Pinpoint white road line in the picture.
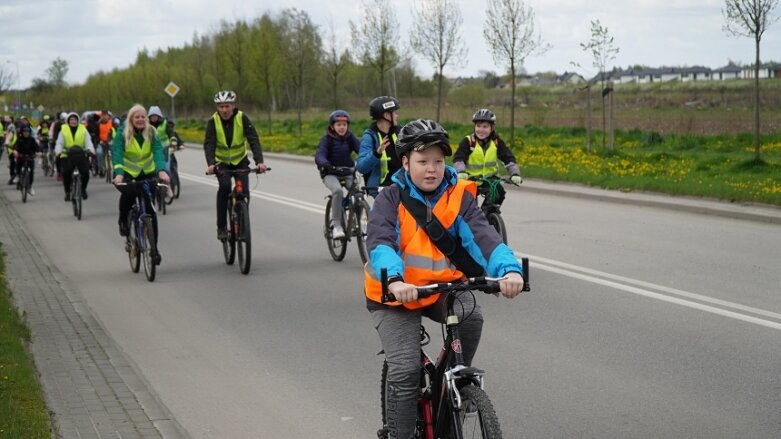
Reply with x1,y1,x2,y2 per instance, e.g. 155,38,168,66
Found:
181,171,781,331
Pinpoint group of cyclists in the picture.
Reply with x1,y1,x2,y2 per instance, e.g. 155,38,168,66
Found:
3,90,527,438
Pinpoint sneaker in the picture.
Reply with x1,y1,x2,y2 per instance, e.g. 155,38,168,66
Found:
332,224,346,239
27,187,34,196
82,190,88,200
64,193,71,202
152,251,162,266
217,228,228,241
119,222,129,237
7,177,15,185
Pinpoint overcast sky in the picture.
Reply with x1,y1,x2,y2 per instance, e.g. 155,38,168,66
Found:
1,0,779,89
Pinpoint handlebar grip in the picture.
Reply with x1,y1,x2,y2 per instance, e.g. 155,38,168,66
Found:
522,257,530,292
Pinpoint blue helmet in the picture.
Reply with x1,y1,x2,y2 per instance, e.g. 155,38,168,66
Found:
328,110,350,125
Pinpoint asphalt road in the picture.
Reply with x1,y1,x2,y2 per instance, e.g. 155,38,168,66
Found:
2,149,780,438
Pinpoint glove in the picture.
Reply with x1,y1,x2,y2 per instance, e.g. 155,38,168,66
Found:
457,172,469,180
511,175,522,186
322,163,333,173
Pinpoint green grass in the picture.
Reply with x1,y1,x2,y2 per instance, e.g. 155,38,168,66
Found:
179,119,781,206
0,244,51,438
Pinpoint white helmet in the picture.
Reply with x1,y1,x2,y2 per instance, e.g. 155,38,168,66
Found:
60,111,68,121
214,90,237,103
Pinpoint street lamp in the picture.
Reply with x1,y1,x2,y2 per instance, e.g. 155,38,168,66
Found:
5,60,21,110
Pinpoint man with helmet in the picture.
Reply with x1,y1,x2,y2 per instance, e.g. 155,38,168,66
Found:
356,96,402,197
12,125,41,195
204,90,267,241
55,112,96,201
315,109,361,239
363,119,525,439
453,108,522,208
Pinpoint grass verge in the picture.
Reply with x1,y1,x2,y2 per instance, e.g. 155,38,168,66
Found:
0,243,51,438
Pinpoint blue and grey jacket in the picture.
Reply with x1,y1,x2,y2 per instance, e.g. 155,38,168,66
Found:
366,165,523,296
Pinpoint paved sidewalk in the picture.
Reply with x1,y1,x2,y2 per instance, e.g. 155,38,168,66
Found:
0,191,187,439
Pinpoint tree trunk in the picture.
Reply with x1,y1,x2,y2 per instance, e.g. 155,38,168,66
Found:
609,83,614,151
586,83,592,152
754,37,761,161
436,66,443,121
510,59,516,147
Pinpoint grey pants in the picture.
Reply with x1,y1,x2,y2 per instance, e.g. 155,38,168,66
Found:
371,293,484,439
323,174,352,227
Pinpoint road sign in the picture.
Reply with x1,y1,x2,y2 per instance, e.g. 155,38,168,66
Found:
37,105,45,112
164,82,180,98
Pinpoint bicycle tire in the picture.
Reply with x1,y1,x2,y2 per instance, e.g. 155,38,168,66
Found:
236,202,251,275
158,186,167,215
171,160,181,199
222,215,236,265
104,153,112,183
486,212,507,244
324,197,347,261
21,170,29,203
128,211,140,273
141,217,157,282
450,384,503,439
165,171,178,205
355,199,371,264
72,177,82,220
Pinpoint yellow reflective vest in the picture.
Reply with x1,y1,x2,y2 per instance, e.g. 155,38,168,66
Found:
116,135,155,178
61,125,88,158
377,131,398,183
213,111,247,165
464,135,499,178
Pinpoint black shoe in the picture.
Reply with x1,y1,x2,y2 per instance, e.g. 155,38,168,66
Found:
7,178,14,185
64,193,71,202
82,190,88,200
119,222,129,237
217,228,228,241
152,251,161,266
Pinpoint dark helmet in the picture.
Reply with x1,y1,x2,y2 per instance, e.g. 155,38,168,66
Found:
369,96,400,120
328,109,350,125
395,119,452,158
472,108,496,124
21,125,32,134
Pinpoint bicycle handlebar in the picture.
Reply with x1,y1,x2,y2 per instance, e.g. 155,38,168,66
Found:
207,166,272,176
379,257,530,303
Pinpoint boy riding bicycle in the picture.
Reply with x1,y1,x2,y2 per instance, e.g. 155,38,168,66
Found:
453,108,522,209
364,119,525,439
315,110,361,239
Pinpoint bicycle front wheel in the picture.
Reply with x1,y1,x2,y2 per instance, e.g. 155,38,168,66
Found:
354,199,371,264
486,212,507,244
450,384,503,439
157,186,167,215
127,212,140,273
222,225,236,266
171,160,181,199
236,202,251,275
141,217,157,282
324,197,347,261
21,171,29,203
72,179,82,220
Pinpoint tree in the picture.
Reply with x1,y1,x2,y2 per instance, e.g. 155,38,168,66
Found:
723,0,780,161
410,0,467,121
579,19,619,151
323,20,351,109
0,65,15,95
484,0,550,146
46,57,69,88
279,8,322,136
251,14,283,134
350,0,400,95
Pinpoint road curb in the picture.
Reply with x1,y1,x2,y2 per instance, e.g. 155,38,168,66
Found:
0,190,190,439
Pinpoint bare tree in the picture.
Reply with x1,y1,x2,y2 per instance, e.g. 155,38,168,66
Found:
46,57,69,88
323,20,350,109
723,0,780,162
279,8,322,136
484,0,550,146
350,0,400,95
410,0,467,121
580,19,619,151
0,65,15,95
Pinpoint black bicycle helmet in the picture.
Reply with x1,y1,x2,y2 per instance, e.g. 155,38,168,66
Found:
472,108,496,124
369,96,400,120
395,119,452,158
328,109,350,125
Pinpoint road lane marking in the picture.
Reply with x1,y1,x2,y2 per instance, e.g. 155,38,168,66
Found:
181,171,781,331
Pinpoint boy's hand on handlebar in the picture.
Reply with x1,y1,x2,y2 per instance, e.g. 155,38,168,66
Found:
511,175,522,186
498,272,525,299
113,174,125,185
256,163,268,173
388,281,419,304
206,165,216,175
158,171,170,184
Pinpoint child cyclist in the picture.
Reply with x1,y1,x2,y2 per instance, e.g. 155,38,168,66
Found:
453,108,522,209
315,110,361,239
364,119,525,439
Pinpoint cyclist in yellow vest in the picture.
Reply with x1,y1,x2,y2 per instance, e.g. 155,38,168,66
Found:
4,116,19,185
453,108,522,209
356,96,402,198
112,104,169,251
204,90,267,241
364,119,525,439
54,112,96,201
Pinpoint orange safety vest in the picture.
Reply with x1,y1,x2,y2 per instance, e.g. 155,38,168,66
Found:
99,120,113,142
364,180,477,310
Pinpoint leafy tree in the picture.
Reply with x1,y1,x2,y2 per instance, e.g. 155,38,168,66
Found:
252,14,283,134
350,0,400,95
410,0,467,120
484,0,550,146
279,8,322,135
723,0,780,161
46,57,69,88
